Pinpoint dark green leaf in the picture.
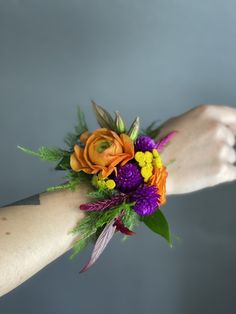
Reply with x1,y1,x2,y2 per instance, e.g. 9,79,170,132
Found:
142,209,172,247
55,154,71,170
141,119,163,139
91,100,117,131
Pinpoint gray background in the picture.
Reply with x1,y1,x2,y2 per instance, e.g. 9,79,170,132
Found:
0,0,236,313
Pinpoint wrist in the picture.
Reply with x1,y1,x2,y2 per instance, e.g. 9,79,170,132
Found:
18,101,176,273
166,173,174,196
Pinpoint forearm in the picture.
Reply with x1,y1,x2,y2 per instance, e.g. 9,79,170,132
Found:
4,103,233,297
0,183,91,297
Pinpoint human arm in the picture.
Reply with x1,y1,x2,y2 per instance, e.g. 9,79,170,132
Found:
158,104,236,194
0,183,91,298
1,103,236,297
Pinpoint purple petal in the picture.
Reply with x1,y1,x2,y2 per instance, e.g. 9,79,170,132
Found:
155,130,178,152
130,184,160,216
79,218,117,273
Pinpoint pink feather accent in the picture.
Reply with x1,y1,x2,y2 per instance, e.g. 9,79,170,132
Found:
155,130,178,152
79,218,117,273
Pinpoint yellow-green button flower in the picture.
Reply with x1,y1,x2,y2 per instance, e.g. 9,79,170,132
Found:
152,148,159,158
144,151,153,163
135,151,145,163
105,179,116,190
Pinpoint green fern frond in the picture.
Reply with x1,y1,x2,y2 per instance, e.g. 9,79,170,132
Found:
86,187,117,200
64,105,89,149
17,145,69,162
46,182,75,192
69,234,93,260
141,119,163,139
46,171,92,192
68,201,138,260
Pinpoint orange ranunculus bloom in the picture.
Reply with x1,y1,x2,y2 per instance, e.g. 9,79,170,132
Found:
148,165,168,206
70,128,135,178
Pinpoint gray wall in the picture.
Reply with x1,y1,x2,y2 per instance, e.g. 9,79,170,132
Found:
1,1,236,313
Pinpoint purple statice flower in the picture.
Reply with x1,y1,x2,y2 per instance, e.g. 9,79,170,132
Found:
130,184,160,216
113,163,143,193
134,135,156,152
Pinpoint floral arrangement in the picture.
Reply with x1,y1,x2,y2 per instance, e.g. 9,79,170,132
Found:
18,101,177,273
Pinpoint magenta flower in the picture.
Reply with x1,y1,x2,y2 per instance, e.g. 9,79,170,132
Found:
130,184,160,216
134,135,156,152
113,163,143,193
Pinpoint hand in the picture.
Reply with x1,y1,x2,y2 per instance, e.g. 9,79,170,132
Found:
156,104,236,195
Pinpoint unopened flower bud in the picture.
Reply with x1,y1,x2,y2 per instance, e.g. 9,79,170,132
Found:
115,111,126,133
127,117,140,141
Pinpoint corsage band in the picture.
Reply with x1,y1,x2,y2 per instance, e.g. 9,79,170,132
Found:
18,101,177,273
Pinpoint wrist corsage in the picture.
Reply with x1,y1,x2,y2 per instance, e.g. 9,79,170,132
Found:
18,101,177,273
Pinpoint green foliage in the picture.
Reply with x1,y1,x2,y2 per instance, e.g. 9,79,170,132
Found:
69,204,121,235
121,206,140,241
46,179,81,192
86,186,117,200
64,105,88,149
142,208,172,247
46,171,92,192
69,232,93,260
127,117,140,141
18,104,173,264
115,111,126,133
92,100,117,131
68,171,92,189
68,201,135,259
141,120,164,139
17,145,69,162
55,154,71,170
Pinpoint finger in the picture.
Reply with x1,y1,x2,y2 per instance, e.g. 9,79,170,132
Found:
205,104,236,134
219,144,236,163
217,124,236,146
216,162,236,184
226,163,236,182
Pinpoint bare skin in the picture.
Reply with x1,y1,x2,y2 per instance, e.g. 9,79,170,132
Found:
1,104,236,297
157,104,236,194
0,183,91,298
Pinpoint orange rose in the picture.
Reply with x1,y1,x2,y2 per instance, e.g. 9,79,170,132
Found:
148,165,168,206
70,128,135,178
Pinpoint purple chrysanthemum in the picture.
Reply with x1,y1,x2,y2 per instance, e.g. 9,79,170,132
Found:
113,163,143,193
134,135,156,152
130,184,160,216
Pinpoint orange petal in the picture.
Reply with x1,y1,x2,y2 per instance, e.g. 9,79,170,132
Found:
70,153,82,171
110,130,124,146
83,134,97,169
108,155,127,168
149,166,168,206
80,131,91,144
81,167,98,175
74,144,90,168
120,133,134,157
101,166,115,178
120,154,134,166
